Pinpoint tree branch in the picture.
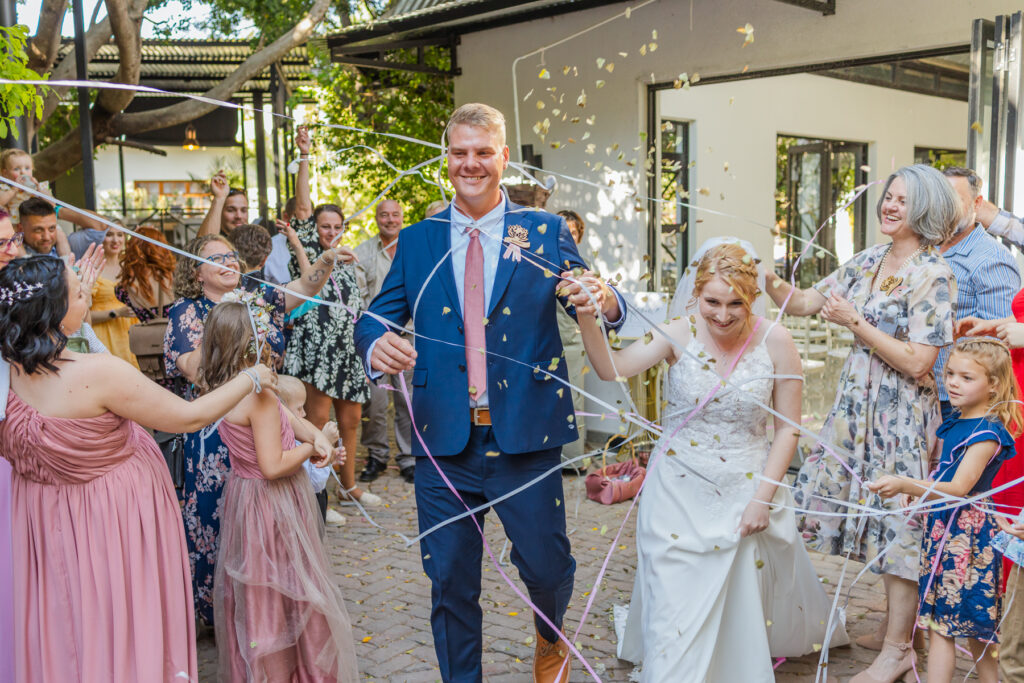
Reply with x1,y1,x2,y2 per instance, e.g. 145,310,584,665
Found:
95,0,142,114
112,0,330,135
27,0,69,74
38,0,149,125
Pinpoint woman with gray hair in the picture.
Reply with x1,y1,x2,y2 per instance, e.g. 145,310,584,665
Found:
764,164,959,683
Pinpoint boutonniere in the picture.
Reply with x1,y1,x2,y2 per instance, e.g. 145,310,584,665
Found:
503,224,530,262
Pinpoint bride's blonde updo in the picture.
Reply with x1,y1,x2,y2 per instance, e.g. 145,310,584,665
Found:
688,242,761,312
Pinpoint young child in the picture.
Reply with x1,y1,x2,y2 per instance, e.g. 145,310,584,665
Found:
869,338,1022,683
0,149,40,222
198,301,359,682
277,373,344,525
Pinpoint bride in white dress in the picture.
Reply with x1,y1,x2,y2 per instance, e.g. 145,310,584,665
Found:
574,238,848,682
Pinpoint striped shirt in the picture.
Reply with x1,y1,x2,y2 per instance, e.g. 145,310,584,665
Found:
933,225,1019,401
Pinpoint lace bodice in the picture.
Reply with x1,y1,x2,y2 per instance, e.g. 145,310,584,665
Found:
657,336,775,504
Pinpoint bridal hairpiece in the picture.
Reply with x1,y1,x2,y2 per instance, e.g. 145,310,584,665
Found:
0,281,44,305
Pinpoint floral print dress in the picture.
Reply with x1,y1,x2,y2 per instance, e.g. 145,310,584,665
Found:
918,416,1015,641
162,285,285,625
794,244,956,580
285,217,370,403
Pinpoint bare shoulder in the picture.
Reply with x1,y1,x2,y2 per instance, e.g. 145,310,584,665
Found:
663,316,692,365
763,320,801,369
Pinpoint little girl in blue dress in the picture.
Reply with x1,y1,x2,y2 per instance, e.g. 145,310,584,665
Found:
869,338,1022,683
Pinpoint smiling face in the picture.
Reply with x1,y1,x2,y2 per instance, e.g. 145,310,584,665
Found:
197,239,240,299
19,212,58,255
447,123,508,217
102,227,125,256
945,352,994,411
697,275,751,337
222,193,249,233
375,200,404,242
316,209,345,250
879,176,912,240
60,267,89,338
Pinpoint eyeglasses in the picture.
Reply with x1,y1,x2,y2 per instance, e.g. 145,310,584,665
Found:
0,233,24,251
205,251,240,265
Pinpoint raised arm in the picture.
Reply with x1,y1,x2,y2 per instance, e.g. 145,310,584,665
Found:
763,269,827,316
294,126,312,222
197,173,229,238
282,249,338,312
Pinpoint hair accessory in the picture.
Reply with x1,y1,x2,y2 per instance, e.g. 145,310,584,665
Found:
0,281,44,305
220,287,275,357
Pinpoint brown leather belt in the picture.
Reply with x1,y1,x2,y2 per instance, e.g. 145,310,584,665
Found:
470,406,492,426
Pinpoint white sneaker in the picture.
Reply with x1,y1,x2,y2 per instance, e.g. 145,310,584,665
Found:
325,508,346,525
357,491,384,507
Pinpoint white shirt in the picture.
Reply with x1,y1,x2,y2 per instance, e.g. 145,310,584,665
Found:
264,233,292,285
448,199,505,316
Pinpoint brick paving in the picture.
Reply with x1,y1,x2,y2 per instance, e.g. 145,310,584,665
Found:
197,457,982,682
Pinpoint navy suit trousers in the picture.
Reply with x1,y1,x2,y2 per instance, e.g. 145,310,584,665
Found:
414,425,575,682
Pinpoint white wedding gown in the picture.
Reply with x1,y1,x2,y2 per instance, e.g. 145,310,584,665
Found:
617,335,849,682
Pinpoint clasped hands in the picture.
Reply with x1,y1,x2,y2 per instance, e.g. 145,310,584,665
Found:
557,269,619,318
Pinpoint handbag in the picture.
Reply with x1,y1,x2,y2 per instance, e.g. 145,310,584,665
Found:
585,436,646,505
127,282,171,382
153,429,185,490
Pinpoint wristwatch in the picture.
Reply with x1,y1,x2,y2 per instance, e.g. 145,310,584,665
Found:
108,310,117,320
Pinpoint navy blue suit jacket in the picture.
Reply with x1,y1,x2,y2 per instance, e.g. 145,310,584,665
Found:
353,199,622,457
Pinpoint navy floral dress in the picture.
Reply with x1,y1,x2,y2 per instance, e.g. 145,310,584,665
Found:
162,283,285,625
284,217,369,403
918,416,1016,641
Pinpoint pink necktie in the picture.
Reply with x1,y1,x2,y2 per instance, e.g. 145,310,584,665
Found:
464,228,486,399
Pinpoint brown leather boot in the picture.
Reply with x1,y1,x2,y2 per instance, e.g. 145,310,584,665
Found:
533,629,571,683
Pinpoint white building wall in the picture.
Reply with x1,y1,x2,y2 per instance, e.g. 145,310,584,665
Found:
660,72,968,264
455,0,1014,285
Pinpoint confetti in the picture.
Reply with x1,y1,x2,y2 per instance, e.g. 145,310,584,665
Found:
600,524,608,535
737,23,754,46
605,62,615,73
362,636,373,643
536,100,545,110
596,57,606,69
596,80,606,89
502,306,511,315
971,121,983,133
485,450,500,457
538,68,550,79
577,90,587,107
442,306,451,315
522,88,534,101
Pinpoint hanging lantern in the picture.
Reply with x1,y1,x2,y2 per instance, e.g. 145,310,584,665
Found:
182,124,200,151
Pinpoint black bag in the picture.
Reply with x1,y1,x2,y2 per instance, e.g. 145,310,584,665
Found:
153,430,185,490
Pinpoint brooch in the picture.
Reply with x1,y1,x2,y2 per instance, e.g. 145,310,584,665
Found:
504,224,530,248
879,275,903,295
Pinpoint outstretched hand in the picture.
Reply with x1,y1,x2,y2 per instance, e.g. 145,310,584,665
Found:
957,315,1001,338
865,475,905,499
370,331,417,375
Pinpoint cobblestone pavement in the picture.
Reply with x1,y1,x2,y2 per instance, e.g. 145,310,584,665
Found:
197,457,981,682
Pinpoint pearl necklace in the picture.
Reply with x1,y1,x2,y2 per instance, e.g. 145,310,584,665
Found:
875,244,924,295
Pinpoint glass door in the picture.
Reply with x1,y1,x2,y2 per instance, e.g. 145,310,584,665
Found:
780,138,868,287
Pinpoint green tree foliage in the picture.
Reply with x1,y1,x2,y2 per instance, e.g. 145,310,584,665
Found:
306,44,454,226
0,25,47,141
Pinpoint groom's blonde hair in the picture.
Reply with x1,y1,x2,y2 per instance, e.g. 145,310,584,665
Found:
689,243,760,313
447,103,507,148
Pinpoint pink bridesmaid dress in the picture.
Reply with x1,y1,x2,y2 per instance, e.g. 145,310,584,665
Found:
0,392,197,682
0,457,12,683
214,400,358,682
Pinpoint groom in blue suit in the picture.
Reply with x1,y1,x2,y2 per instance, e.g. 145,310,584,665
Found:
354,103,625,682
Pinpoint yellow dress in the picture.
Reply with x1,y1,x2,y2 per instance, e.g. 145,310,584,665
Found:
90,277,140,368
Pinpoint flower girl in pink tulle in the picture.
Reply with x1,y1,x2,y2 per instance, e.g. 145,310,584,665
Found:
198,301,359,682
